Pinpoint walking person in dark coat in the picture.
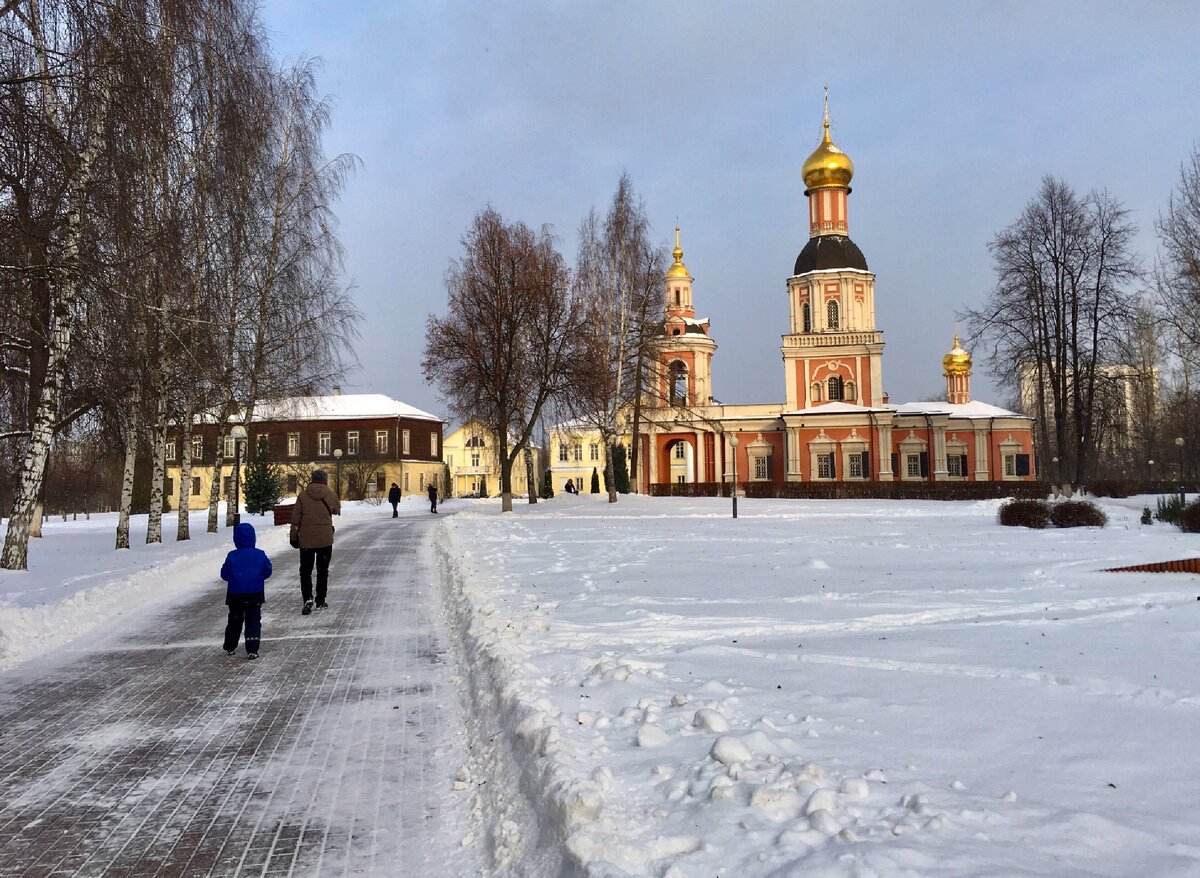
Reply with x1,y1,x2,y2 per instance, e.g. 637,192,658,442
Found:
387,482,401,518
221,522,272,660
427,481,438,514
289,469,341,615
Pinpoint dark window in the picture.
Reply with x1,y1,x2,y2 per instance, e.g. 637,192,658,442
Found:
828,376,843,401
919,451,929,477
802,302,811,332
165,478,174,497
861,452,871,478
891,453,899,475
191,477,201,496
1016,454,1031,477
287,474,298,493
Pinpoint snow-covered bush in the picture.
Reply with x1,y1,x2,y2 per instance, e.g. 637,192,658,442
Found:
1048,499,1107,528
1179,500,1200,533
997,498,1049,529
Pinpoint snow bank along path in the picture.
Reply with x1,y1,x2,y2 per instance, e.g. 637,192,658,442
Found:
437,493,1200,877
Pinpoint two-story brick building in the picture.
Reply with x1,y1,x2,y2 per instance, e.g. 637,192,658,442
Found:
166,392,445,504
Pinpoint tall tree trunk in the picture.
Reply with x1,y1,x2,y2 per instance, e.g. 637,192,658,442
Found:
524,445,537,504
146,364,169,543
209,425,227,532
115,409,139,550
177,410,193,540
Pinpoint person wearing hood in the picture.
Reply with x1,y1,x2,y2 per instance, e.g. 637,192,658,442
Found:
387,482,401,517
221,522,273,659
289,469,341,614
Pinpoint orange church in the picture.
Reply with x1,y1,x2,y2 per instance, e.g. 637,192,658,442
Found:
638,97,1036,492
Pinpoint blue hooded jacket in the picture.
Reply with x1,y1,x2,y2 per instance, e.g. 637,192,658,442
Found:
220,522,272,603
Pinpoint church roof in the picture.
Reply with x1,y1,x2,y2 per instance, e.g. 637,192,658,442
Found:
783,402,890,416
890,400,1031,420
793,235,869,275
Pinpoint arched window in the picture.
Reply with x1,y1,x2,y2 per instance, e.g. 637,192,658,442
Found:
828,376,844,401
670,361,688,406
674,290,680,306
827,299,840,329
802,302,811,332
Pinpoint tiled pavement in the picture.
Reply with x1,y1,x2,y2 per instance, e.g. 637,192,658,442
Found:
0,517,483,877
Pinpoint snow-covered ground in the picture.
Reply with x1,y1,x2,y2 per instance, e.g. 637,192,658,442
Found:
5,491,1200,876
436,493,1200,877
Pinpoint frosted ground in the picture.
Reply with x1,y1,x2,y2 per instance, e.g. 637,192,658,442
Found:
3,492,1199,876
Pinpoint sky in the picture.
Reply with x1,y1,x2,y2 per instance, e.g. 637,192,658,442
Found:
257,1,1200,421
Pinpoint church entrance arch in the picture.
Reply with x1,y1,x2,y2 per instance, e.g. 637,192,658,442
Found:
656,434,697,485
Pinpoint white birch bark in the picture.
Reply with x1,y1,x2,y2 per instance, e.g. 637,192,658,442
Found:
115,411,139,550
524,446,537,504
177,410,193,541
0,0,121,570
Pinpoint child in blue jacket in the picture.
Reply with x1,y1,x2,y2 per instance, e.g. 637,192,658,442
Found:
221,522,273,659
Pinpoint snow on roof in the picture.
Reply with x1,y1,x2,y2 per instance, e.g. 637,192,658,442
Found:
783,401,891,416
253,394,443,423
890,399,1031,419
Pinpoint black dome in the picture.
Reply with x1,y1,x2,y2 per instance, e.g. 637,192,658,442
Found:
793,235,868,275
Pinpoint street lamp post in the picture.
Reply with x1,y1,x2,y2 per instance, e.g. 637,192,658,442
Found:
230,424,247,526
1051,456,1059,497
333,448,343,497
730,434,739,520
1176,437,1185,507
1148,458,1155,485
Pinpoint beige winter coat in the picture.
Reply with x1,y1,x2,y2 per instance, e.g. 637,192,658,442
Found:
290,482,341,549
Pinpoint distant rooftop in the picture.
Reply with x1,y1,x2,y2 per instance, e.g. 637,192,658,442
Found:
252,393,443,423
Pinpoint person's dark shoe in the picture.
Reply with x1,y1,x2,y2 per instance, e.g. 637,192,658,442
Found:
247,652,258,660
225,649,236,656
302,600,313,615
316,601,328,609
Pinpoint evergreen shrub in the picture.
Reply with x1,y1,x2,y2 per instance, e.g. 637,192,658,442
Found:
541,469,554,499
243,440,281,515
1179,500,1200,533
612,444,630,494
1141,507,1153,525
997,498,1050,528
1048,499,1107,528
1156,495,1184,525
590,467,600,494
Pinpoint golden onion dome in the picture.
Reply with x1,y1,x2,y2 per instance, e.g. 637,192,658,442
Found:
802,94,854,191
943,334,972,374
666,225,690,279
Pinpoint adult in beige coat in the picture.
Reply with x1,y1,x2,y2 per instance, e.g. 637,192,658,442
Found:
289,469,341,614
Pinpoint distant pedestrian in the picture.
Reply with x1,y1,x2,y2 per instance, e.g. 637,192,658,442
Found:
289,469,341,615
427,481,438,514
387,482,401,518
220,522,272,660
564,480,576,494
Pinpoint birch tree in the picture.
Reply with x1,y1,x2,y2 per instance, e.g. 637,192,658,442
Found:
567,175,665,502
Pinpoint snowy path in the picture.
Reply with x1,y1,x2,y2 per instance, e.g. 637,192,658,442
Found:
0,517,482,877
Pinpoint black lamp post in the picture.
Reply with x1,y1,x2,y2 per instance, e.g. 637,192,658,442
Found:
230,424,247,526
730,434,739,520
1051,456,1059,497
1148,458,1155,485
334,447,343,497
1176,437,1185,506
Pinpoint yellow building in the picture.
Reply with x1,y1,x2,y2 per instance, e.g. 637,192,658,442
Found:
547,423,635,493
443,420,540,498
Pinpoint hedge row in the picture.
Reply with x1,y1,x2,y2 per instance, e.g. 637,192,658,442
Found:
648,481,1049,501
1084,480,1197,498
997,498,1108,529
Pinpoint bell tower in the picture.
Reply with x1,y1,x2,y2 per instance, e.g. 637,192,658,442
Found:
655,227,717,407
780,91,885,410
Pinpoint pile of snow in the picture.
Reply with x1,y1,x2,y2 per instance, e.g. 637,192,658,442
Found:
438,492,1200,876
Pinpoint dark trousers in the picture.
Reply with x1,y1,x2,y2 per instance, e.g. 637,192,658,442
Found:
429,496,437,513
224,598,262,654
390,501,398,518
299,545,333,603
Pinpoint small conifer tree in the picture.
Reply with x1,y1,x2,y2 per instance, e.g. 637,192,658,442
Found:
244,439,282,515
590,467,600,494
542,468,554,499
443,463,453,498
612,444,630,494
480,474,489,498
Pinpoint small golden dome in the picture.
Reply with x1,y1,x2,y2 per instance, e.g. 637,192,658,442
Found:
943,334,972,374
802,93,854,192
666,225,690,279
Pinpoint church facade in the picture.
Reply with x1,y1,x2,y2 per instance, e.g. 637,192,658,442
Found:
635,99,1036,492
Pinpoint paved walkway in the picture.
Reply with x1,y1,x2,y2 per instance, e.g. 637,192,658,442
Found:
0,517,482,877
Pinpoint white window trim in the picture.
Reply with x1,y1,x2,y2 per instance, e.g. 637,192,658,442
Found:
319,432,331,456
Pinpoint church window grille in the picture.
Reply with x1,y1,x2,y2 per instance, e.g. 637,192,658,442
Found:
827,299,840,329
906,454,922,477
849,453,864,479
754,455,768,480
948,455,964,477
817,453,833,479
828,376,843,401
802,302,811,332
1004,454,1016,477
